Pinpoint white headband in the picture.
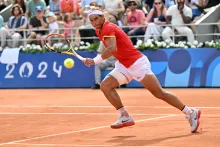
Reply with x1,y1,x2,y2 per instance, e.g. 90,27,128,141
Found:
88,10,103,17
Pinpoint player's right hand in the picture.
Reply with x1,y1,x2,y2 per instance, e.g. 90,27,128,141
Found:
83,58,95,67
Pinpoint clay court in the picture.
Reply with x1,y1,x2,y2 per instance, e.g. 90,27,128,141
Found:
0,89,220,147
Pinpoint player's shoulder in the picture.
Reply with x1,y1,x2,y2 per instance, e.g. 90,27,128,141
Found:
104,21,116,28
102,21,117,31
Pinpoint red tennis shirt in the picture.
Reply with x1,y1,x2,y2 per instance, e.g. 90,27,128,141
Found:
95,21,143,68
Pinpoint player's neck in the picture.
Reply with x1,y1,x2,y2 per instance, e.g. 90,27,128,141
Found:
98,20,107,33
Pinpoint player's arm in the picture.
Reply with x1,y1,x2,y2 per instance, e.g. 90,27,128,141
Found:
90,37,116,65
101,37,116,59
83,37,116,66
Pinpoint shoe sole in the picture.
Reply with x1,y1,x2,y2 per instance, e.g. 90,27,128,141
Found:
191,110,201,133
111,121,135,129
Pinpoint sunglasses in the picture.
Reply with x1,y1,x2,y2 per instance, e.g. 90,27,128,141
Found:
154,2,162,5
128,3,137,6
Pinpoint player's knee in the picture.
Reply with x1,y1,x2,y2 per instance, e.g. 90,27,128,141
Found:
100,81,112,92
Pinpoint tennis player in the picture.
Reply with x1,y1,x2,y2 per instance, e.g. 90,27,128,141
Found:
84,9,201,133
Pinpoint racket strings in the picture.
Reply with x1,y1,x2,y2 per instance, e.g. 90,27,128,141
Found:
45,34,73,53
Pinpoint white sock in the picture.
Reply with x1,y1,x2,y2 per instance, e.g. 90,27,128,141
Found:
118,107,129,117
182,106,193,115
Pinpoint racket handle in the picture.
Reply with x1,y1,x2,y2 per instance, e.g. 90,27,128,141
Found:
61,52,85,61
76,54,86,61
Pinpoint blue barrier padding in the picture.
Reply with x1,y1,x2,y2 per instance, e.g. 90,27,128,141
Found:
0,48,220,88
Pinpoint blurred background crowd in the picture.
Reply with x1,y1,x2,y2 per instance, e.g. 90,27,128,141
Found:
0,0,219,49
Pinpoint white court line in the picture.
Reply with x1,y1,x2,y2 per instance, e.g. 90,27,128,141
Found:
0,112,220,117
0,105,219,109
0,112,171,115
13,143,167,147
0,115,176,146
0,112,169,116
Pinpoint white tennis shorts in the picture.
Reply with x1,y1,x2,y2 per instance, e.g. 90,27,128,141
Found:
109,55,153,84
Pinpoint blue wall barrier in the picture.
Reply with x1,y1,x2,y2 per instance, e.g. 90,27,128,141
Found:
0,48,220,88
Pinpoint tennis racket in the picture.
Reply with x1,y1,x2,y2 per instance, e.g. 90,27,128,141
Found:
45,33,85,61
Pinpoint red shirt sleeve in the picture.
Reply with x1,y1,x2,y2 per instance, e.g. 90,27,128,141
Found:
102,24,116,41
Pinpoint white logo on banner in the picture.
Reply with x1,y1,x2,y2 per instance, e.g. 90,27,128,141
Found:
4,62,62,79
19,62,33,78
5,64,15,79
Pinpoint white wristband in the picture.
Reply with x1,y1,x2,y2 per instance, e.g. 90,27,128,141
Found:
93,54,103,64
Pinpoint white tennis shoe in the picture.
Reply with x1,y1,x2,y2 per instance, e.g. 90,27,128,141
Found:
111,115,135,129
186,108,201,133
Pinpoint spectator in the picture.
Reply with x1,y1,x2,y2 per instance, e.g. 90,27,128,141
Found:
41,12,59,46
185,0,203,20
203,0,220,11
188,0,206,33
26,0,47,19
0,15,4,50
13,0,27,14
49,0,61,20
123,0,146,45
164,0,176,8
81,0,104,9
103,0,125,22
0,15,3,29
144,0,167,41
92,13,117,89
27,6,48,45
0,4,28,48
143,0,154,11
58,13,75,38
45,0,50,6
80,0,104,21
60,0,80,19
162,0,195,43
0,0,8,11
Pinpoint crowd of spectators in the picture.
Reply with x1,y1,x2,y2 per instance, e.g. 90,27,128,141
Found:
0,0,219,49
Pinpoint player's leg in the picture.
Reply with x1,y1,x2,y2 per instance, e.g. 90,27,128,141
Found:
140,74,201,133
140,74,185,110
129,56,200,133
100,75,123,109
129,56,185,110
100,63,134,129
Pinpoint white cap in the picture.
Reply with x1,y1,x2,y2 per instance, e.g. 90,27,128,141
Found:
47,12,55,17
